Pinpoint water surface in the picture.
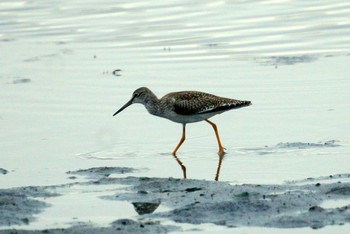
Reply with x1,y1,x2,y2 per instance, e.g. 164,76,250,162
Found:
1,0,350,232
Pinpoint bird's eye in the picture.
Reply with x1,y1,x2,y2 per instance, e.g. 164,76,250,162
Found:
134,92,141,97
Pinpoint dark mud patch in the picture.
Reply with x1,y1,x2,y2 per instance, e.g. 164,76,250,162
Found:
244,140,339,155
0,220,179,234
0,187,57,226
258,55,318,67
0,168,7,175
12,78,31,84
111,219,178,233
66,167,137,180
1,76,31,85
276,140,339,149
100,174,350,229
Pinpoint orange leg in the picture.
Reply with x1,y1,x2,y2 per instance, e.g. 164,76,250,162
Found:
172,124,186,156
205,119,226,156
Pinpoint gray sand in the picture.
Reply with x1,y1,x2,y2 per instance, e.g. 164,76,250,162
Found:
1,167,349,233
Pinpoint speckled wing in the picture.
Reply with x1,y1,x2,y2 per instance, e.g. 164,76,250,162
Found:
173,91,251,115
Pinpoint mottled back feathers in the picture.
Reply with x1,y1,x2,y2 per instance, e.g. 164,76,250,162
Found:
167,91,251,116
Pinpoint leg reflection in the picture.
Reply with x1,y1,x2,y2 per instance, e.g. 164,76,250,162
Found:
215,154,224,181
172,154,187,179
171,153,223,181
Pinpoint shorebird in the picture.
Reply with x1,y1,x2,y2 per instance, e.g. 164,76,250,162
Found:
113,87,251,156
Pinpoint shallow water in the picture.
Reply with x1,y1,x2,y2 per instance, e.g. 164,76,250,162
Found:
1,0,350,232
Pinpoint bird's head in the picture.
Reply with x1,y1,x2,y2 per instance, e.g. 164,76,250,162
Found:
113,87,151,116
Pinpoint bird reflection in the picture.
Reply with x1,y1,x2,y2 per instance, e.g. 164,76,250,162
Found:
132,201,161,215
215,154,224,181
171,153,225,181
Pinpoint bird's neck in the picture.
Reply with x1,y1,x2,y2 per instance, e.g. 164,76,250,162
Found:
143,92,160,116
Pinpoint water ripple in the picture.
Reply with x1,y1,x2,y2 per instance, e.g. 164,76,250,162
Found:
1,0,350,62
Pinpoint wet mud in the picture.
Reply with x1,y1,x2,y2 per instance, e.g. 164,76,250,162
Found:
2,167,349,232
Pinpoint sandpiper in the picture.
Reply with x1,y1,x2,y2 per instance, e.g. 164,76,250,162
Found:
113,87,251,156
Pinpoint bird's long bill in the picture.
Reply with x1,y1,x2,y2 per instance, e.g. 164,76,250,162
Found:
113,98,134,116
